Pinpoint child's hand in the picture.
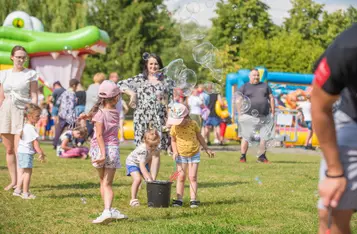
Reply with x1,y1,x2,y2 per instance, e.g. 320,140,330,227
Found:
38,154,46,163
78,113,89,120
205,149,215,158
172,152,179,161
92,156,106,165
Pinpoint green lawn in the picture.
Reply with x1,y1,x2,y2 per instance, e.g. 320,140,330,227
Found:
0,144,356,234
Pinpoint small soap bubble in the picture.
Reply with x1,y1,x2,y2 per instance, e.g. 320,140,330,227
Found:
232,36,238,41
186,1,200,14
251,109,259,117
81,197,87,204
142,52,150,60
232,4,238,10
64,45,72,54
235,23,241,29
206,0,215,8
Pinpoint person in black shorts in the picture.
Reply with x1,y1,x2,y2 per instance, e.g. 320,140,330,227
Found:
311,23,357,234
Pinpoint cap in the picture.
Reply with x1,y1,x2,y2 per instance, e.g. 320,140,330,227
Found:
98,80,121,98
167,103,189,125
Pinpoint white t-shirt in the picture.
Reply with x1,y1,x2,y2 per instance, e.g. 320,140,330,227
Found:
126,144,153,166
0,69,39,109
299,101,312,121
188,95,203,115
18,124,39,154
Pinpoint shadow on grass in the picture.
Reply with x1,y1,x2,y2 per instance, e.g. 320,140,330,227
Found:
45,192,97,199
33,181,131,191
202,197,245,206
199,181,248,188
274,161,318,165
0,166,7,170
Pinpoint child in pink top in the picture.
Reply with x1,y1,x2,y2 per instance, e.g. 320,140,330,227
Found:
82,80,127,224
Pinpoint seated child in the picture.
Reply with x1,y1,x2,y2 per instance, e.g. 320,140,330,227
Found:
56,126,89,159
126,129,160,207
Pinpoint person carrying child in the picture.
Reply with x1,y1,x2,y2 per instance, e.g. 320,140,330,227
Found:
13,103,46,199
168,103,215,208
81,80,128,224
126,129,160,207
56,126,89,159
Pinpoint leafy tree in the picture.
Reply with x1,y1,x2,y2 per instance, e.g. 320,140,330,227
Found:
83,0,180,87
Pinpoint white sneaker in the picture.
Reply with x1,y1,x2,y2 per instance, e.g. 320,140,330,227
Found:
111,208,128,220
214,139,220,144
92,210,112,224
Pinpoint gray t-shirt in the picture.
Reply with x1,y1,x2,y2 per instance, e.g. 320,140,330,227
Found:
52,87,65,107
239,82,272,117
126,144,152,166
85,83,100,114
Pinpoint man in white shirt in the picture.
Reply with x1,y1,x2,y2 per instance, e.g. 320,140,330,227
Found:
188,88,204,129
297,94,314,150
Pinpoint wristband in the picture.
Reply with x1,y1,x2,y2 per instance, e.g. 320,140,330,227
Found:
325,170,344,178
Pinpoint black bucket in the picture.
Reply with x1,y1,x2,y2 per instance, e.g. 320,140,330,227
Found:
146,180,172,208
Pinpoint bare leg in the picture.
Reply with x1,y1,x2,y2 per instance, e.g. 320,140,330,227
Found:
14,134,21,189
305,130,313,146
96,168,105,200
240,139,249,154
119,119,125,141
188,163,199,201
2,134,16,190
130,172,142,200
257,139,266,156
176,163,188,200
22,168,32,194
102,168,116,210
318,209,353,234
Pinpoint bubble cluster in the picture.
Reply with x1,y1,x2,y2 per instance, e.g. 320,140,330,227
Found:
233,91,251,114
203,81,221,94
180,18,206,41
186,1,200,14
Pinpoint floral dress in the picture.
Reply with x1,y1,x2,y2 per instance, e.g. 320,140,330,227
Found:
117,74,172,150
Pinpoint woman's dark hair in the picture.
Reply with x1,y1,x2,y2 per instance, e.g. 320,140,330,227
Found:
11,45,27,56
142,53,164,79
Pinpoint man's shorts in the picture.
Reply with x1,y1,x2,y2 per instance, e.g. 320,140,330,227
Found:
52,106,59,117
238,114,274,141
305,121,312,130
204,116,221,127
318,111,357,210
126,164,150,176
18,153,34,169
175,152,200,164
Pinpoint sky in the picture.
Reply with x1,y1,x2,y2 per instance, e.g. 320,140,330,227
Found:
164,0,357,27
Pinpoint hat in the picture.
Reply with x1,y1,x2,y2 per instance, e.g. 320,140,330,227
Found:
98,80,121,98
167,103,189,125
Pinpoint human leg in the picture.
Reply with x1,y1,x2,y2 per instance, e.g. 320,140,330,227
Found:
53,118,68,148
2,134,16,190
150,150,160,180
102,168,116,210
188,162,199,201
175,162,188,201
119,118,125,142
130,172,142,206
318,209,353,234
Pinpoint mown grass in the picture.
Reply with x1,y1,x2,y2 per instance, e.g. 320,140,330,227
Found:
0,144,356,234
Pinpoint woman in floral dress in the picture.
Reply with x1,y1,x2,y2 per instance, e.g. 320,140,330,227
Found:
117,54,172,179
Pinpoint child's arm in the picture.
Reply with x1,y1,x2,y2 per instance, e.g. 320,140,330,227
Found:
139,162,153,182
196,132,215,158
93,122,106,164
171,135,179,161
61,138,73,151
122,100,129,115
33,139,45,162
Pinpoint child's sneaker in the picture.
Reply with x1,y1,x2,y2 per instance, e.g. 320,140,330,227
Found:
190,200,200,208
240,156,246,163
257,154,270,164
129,199,140,207
172,199,183,207
21,193,36,199
111,208,128,220
92,210,112,224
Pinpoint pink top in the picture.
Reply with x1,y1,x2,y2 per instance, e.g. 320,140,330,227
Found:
91,109,120,147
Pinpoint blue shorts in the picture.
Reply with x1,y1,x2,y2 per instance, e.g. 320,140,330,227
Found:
18,153,34,168
126,164,150,176
305,121,312,130
204,116,221,127
52,106,59,117
75,105,85,117
175,152,200,164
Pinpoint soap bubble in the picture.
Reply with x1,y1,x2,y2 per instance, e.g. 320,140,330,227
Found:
192,41,215,65
164,59,186,81
180,17,206,41
232,36,238,41
235,23,241,29
206,0,215,8
203,81,214,94
178,7,192,21
142,52,150,60
212,83,222,94
64,45,72,54
233,91,251,114
80,197,87,204
176,69,197,96
186,2,200,14
251,109,259,117
232,4,238,10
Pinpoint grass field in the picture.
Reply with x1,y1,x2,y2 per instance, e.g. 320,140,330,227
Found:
0,144,356,234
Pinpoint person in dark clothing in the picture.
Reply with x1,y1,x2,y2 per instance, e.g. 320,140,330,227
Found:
203,84,222,145
237,69,275,163
75,84,86,118
51,81,65,124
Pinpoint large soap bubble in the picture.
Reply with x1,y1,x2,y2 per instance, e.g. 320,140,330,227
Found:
186,2,200,14
163,59,187,81
176,69,197,96
192,41,215,65
233,91,251,114
180,17,206,41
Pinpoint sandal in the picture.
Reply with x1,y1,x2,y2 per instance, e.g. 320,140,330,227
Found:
21,193,36,200
129,199,140,207
12,189,22,197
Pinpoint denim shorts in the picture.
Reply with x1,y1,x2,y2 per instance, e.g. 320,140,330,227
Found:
204,117,221,127
305,121,312,130
18,153,34,168
126,164,150,176
52,106,59,117
175,152,200,164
